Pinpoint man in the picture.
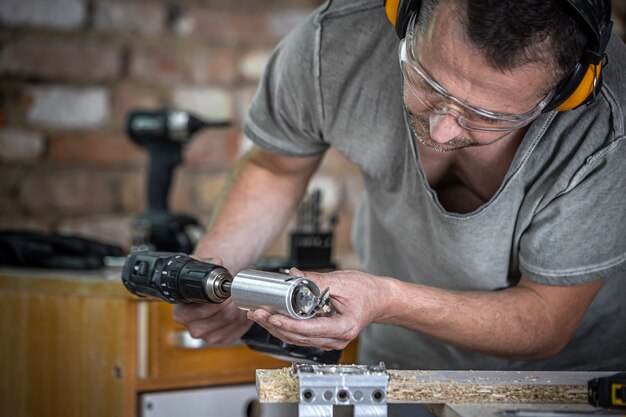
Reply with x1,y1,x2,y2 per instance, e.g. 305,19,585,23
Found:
175,0,626,370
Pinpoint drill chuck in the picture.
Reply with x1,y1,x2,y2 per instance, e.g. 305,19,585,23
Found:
122,252,232,304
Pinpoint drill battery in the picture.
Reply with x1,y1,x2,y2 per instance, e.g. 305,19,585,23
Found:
588,372,626,409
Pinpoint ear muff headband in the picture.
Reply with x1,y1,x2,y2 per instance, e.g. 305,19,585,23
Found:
385,0,420,39
551,0,612,111
385,0,613,112
385,0,400,27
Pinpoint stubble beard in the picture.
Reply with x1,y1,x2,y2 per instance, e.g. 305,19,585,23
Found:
407,111,476,152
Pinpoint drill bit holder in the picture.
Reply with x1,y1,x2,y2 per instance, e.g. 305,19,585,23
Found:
231,270,331,319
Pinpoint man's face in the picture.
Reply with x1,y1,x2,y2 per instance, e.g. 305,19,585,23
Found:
402,2,554,152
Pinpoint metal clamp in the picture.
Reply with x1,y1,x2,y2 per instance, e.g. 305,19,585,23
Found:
293,362,389,417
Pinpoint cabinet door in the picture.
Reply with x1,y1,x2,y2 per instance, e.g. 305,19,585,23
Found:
143,303,287,388
0,290,135,417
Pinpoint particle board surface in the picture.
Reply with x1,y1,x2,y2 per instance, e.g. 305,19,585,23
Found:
435,403,602,417
256,367,615,404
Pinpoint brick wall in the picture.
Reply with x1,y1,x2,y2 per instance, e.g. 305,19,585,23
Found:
0,0,365,266
0,1,625,268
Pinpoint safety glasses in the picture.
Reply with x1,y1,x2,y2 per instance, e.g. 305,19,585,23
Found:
399,15,554,132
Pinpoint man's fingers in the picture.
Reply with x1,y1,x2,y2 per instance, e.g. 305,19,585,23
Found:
173,300,233,325
185,310,248,341
247,307,355,339
200,320,252,345
260,311,356,339
188,255,225,266
206,256,224,266
288,268,329,288
251,320,348,350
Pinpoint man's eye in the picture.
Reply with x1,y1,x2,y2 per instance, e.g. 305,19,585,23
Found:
465,112,501,124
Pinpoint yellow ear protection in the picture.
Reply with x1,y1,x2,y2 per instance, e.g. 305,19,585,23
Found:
384,0,614,112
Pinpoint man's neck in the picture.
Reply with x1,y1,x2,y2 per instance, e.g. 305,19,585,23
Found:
418,126,529,213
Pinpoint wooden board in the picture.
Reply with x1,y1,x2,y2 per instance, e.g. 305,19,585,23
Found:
256,367,616,404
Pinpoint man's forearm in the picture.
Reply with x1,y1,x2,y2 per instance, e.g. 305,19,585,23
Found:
194,146,323,273
377,276,602,360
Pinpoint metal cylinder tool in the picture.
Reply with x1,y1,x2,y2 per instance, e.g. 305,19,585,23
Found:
231,270,331,320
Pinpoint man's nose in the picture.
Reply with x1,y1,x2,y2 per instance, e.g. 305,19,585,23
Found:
429,112,464,144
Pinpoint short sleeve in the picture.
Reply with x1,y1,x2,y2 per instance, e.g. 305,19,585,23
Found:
519,137,626,285
243,11,329,157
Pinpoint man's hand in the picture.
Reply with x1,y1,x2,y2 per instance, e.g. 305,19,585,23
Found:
247,267,603,360
247,268,392,350
172,256,252,345
173,300,253,345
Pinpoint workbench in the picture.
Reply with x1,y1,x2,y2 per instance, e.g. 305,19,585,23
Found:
256,365,620,417
0,267,358,417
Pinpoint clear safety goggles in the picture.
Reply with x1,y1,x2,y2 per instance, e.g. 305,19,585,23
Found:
399,15,554,132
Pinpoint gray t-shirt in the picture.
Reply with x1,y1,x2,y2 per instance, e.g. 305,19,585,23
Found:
243,0,626,370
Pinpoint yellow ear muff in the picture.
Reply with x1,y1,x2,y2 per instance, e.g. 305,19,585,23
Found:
555,63,602,111
385,0,400,26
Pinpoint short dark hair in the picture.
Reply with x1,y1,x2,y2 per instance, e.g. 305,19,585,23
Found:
421,0,588,84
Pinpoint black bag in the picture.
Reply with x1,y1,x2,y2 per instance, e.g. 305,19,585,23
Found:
0,230,124,269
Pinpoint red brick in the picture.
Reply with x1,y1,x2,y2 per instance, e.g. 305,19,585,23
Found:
128,47,184,84
119,170,145,213
25,85,111,129
1,37,121,82
178,7,275,44
57,215,132,250
19,170,117,215
171,87,234,121
93,1,165,36
187,47,238,84
169,167,196,215
0,217,53,232
48,131,146,166
182,127,240,169
0,167,25,216
236,86,258,121
0,0,86,30
267,9,310,39
112,83,163,125
128,46,238,85
0,127,45,163
239,49,271,82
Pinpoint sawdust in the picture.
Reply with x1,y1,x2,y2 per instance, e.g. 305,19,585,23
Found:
256,367,299,403
256,368,588,404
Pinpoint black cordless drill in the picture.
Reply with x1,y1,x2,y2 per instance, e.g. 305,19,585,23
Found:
126,109,230,253
122,251,341,364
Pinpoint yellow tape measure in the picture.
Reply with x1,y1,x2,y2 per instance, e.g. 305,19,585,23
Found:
588,373,626,409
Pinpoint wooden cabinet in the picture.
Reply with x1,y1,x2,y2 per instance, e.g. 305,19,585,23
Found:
0,268,136,417
0,267,356,417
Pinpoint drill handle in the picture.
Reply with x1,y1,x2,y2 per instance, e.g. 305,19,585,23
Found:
147,143,182,212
